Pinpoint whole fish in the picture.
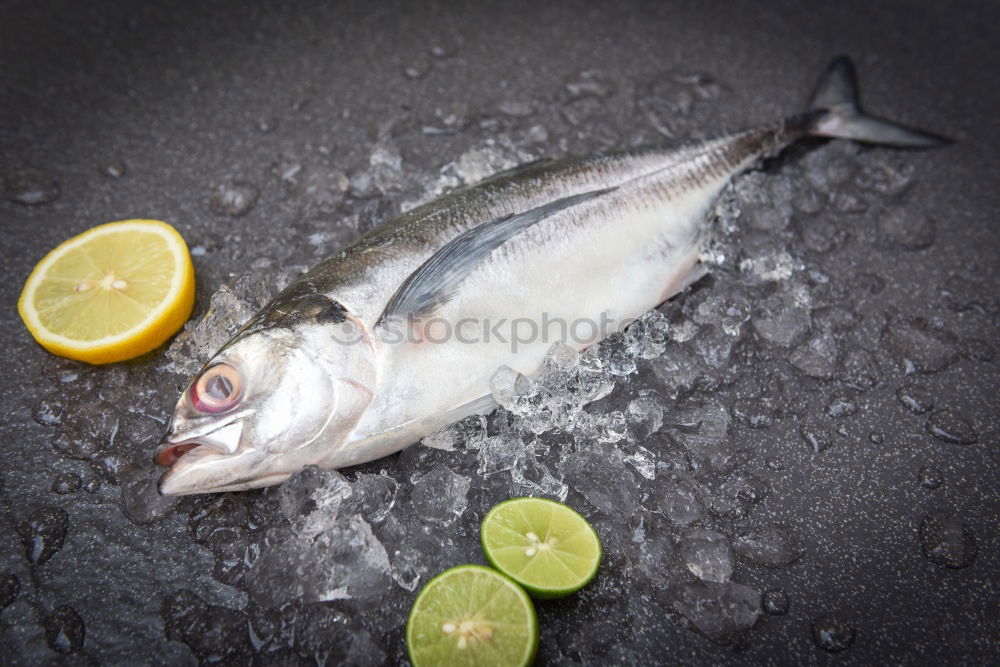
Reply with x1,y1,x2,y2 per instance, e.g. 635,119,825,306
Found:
156,57,945,495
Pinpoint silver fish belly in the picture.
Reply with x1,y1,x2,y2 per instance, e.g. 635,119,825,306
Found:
156,56,947,494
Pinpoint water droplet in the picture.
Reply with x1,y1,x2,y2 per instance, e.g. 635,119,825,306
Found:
428,36,463,59
44,604,86,653
841,348,882,391
732,397,777,429
98,159,126,178
961,337,995,363
403,56,431,79
17,507,69,564
896,384,935,414
51,473,82,495
32,395,64,426
940,273,991,314
427,102,472,133
925,409,977,445
5,168,59,205
918,466,942,489
825,395,857,419
919,511,977,568
118,463,180,524
0,572,19,610
811,615,855,652
210,181,259,217
762,589,789,615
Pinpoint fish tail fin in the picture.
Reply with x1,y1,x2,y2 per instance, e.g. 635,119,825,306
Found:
806,55,951,147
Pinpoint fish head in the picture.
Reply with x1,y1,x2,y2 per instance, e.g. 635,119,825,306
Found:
155,316,376,495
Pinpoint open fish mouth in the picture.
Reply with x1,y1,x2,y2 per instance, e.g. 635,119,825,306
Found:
153,442,202,467
154,420,246,468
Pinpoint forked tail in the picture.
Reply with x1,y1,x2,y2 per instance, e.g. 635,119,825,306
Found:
806,56,950,147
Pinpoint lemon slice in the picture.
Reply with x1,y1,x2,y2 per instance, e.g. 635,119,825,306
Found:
407,565,539,667
481,498,602,599
18,219,195,364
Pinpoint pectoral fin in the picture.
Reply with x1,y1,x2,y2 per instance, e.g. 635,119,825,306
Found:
376,187,614,327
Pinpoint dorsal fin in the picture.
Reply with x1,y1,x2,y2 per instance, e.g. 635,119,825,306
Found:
376,187,613,327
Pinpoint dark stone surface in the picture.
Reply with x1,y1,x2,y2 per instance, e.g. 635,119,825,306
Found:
2,0,997,664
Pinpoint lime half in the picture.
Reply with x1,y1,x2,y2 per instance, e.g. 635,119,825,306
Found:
481,497,602,599
406,565,538,667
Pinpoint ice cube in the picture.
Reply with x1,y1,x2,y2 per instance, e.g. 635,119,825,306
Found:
247,515,391,608
276,466,353,537
595,411,628,443
166,286,256,374
477,432,527,476
623,446,657,481
881,316,960,374
678,529,734,583
665,401,731,461
409,463,471,525
693,295,751,336
665,581,761,644
559,448,637,516
344,474,398,524
751,286,812,348
660,477,704,526
733,523,802,565
624,310,671,359
789,332,839,379
490,366,542,417
626,394,665,441
511,443,568,500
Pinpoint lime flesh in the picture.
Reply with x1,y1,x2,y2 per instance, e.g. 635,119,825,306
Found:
481,498,602,599
406,565,538,667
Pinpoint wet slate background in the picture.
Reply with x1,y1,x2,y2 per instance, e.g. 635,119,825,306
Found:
2,0,998,664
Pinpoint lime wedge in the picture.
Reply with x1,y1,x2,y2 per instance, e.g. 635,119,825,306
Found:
406,565,539,667
481,497,602,599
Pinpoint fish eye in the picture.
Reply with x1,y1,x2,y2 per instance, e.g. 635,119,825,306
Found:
190,363,243,413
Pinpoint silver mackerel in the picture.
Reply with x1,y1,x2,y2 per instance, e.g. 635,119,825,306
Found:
156,56,946,495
